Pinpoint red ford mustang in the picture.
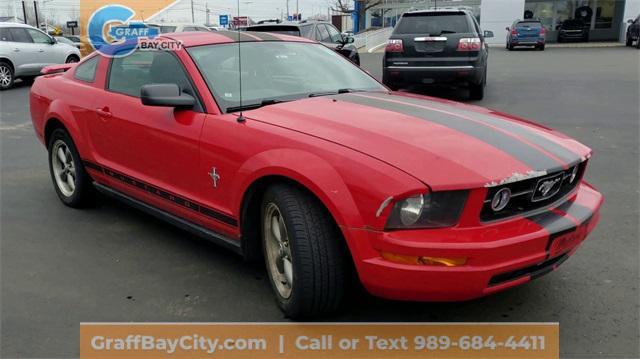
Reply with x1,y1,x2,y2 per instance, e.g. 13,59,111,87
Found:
30,31,603,318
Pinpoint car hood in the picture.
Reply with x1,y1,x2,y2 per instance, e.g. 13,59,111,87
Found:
247,91,591,190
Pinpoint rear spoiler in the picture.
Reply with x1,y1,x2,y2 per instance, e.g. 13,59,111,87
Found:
41,63,76,75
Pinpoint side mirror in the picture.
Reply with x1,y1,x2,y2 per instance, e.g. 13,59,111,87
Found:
342,35,355,44
505,26,510,31
484,30,494,38
49,36,57,44
140,84,195,108
628,19,634,24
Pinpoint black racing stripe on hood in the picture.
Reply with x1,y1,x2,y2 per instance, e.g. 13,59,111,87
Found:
363,92,581,166
337,93,563,171
213,31,260,42
246,31,282,41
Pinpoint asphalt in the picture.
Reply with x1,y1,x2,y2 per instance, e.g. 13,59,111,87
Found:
1,47,639,358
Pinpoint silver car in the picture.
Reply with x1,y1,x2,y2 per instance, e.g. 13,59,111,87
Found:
0,22,81,90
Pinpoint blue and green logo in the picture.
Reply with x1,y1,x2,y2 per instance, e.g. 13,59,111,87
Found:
87,4,162,57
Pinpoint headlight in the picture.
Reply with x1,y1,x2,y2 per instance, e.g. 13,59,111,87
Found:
385,190,468,229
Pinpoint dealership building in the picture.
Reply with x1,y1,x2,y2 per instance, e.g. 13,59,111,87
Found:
362,0,640,44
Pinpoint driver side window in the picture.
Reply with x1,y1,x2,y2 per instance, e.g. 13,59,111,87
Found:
325,25,343,43
26,29,51,44
108,50,195,98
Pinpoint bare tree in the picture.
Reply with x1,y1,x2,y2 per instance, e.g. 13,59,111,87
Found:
331,0,383,31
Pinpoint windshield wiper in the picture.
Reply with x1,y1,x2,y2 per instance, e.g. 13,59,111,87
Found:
437,30,457,35
308,88,366,98
226,99,287,113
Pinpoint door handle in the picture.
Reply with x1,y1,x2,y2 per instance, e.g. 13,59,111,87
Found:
13,48,20,52
38,49,45,52
96,107,112,119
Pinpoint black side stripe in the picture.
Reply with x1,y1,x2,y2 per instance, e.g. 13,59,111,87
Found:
337,93,563,171
246,31,282,41
83,161,238,227
363,92,581,166
213,31,265,42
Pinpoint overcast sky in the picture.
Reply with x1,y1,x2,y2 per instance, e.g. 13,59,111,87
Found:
1,0,350,24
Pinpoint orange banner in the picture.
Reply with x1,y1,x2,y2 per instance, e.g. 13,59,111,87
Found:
80,323,559,358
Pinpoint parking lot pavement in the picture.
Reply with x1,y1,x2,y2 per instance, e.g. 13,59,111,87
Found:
1,47,639,358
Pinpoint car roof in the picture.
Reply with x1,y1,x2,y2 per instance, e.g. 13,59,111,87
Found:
0,22,37,29
160,30,314,47
405,8,468,15
153,23,207,27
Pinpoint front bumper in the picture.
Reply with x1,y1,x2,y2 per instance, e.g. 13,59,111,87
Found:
383,64,484,87
346,182,602,301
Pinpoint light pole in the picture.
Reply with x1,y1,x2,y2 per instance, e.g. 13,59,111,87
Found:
286,0,289,20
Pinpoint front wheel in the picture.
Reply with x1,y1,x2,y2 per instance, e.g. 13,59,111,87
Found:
48,128,94,207
0,61,14,90
261,184,348,319
626,35,633,46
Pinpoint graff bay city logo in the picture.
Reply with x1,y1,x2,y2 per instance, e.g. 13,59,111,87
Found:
87,4,181,57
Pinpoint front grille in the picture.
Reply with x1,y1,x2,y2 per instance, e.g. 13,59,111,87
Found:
480,161,587,222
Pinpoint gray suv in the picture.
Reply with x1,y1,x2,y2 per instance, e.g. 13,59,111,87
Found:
0,22,81,90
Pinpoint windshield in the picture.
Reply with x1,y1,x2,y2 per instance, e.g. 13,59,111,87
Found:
394,13,471,35
188,42,385,113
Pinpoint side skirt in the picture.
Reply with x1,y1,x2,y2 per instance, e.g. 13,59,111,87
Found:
94,183,243,255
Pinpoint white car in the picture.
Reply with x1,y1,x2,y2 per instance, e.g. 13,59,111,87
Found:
150,23,212,33
0,22,81,90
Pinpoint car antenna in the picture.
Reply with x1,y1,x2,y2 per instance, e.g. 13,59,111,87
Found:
236,0,246,123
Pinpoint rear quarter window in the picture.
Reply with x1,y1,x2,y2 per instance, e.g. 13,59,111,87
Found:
0,28,12,41
517,22,542,28
394,13,471,35
74,56,100,83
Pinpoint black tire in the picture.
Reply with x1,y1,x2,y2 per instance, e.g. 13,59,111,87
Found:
21,76,36,85
65,55,80,63
469,70,486,101
47,128,95,207
261,183,348,319
538,44,545,51
626,35,633,46
508,43,514,51
0,61,14,90
636,38,640,49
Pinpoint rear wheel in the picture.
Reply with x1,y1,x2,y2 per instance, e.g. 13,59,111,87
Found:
508,43,514,51
261,184,348,319
0,61,14,90
48,128,94,207
636,37,640,49
65,55,80,63
626,35,633,46
538,44,545,51
469,70,486,101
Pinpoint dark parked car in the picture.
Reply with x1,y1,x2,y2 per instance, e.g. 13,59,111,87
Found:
247,21,360,65
506,19,545,50
382,9,493,100
557,19,589,42
626,15,640,48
